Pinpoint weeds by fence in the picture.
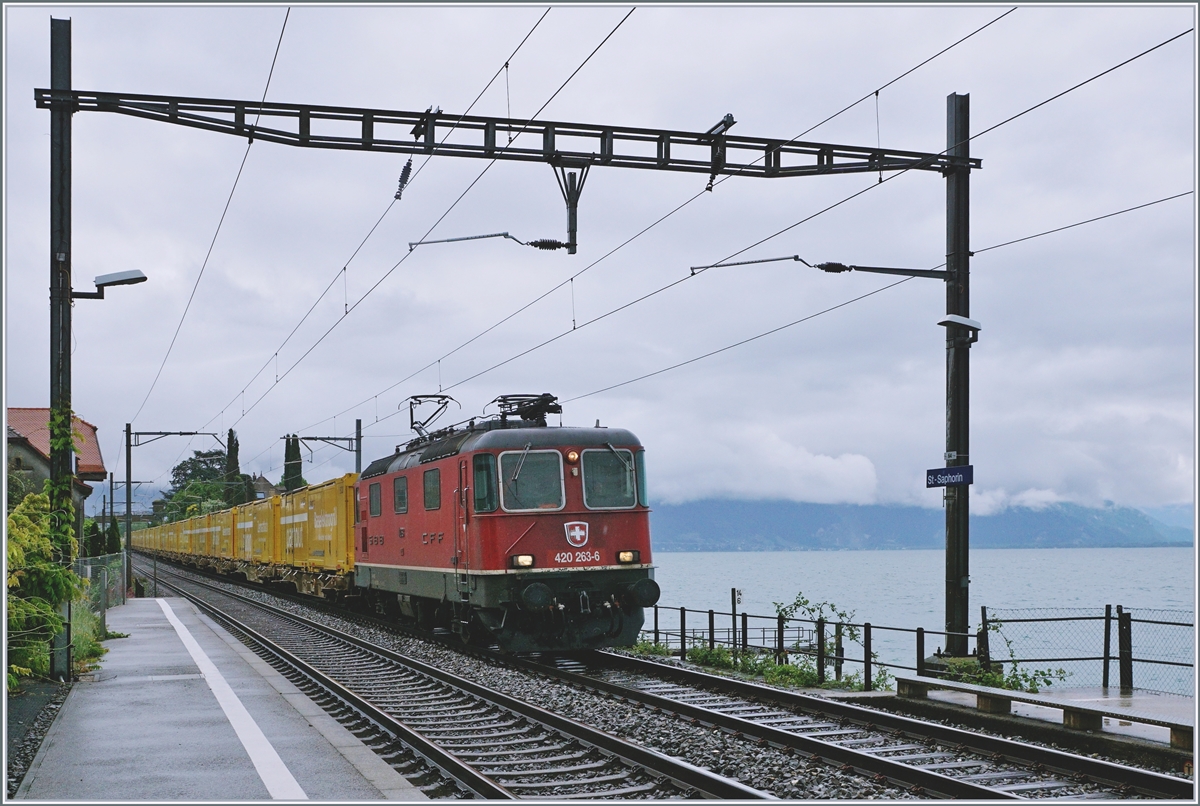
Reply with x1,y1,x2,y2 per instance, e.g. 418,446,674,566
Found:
642,592,1194,696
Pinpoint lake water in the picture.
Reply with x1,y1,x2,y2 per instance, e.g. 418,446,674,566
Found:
648,547,1195,693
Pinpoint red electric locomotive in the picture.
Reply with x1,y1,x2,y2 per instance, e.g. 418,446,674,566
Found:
354,394,660,652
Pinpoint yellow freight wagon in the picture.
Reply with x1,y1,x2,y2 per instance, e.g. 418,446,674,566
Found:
131,474,358,597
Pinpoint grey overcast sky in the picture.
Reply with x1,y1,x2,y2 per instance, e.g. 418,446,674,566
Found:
4,3,1195,517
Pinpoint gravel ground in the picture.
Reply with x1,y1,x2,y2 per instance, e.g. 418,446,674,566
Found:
174,575,918,799
6,680,71,798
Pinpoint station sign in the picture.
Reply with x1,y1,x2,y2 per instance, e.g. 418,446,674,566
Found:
926,465,973,488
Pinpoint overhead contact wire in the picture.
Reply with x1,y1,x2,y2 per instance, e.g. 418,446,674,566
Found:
317,7,1016,429
237,7,635,431
116,8,291,479
428,27,1196,397
566,190,1195,402
202,10,553,436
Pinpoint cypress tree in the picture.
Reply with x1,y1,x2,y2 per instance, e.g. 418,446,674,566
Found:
84,519,102,557
282,435,307,491
105,517,122,555
224,428,247,507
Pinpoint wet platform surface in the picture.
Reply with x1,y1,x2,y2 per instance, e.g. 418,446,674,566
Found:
926,685,1194,745
16,597,427,801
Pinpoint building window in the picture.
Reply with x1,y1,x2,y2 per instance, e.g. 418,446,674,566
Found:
423,468,441,511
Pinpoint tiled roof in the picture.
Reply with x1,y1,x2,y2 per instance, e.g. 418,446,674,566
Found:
7,408,107,480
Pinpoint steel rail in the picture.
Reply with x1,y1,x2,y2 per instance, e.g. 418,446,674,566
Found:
150,565,772,800
587,651,1195,800
498,653,1013,800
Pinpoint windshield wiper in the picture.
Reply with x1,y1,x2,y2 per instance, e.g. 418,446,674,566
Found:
511,442,533,483
605,442,633,473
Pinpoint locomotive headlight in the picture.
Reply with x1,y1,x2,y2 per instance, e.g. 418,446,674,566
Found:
617,550,640,564
511,554,535,568
565,450,579,463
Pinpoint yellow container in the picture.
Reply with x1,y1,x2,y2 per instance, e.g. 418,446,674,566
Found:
277,474,356,571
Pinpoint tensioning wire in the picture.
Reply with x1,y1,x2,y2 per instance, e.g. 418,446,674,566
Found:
198,8,553,438
239,7,636,440
114,8,291,478
306,6,1019,435
563,190,1194,403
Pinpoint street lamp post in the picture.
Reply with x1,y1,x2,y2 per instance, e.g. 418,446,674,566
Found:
47,19,149,679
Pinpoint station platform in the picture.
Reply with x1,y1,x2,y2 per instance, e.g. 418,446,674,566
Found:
922,685,1195,746
15,597,428,801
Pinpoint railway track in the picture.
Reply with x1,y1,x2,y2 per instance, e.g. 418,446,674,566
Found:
505,651,1193,800
145,563,770,800
136,556,1193,800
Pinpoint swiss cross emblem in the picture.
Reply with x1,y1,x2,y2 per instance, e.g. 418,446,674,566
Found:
564,521,589,548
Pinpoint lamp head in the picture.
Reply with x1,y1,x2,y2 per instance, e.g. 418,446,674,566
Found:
938,314,981,332
94,269,148,288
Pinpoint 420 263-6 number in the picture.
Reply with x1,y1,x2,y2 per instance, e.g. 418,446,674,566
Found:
554,550,601,564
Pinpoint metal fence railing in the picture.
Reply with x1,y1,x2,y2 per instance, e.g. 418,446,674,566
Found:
642,601,978,691
72,552,127,636
985,605,1194,696
641,593,1195,695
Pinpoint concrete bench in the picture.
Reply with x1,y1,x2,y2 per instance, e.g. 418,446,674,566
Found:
895,676,1193,752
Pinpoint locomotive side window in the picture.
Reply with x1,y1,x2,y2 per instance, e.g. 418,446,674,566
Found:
423,468,441,510
635,449,648,507
581,448,637,509
473,454,498,513
499,449,564,512
393,475,408,514
368,482,381,517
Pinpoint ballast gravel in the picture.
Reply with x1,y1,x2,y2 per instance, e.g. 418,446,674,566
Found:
175,574,917,799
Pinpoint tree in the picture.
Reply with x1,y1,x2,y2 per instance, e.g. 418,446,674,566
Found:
281,435,307,491
105,517,122,555
168,449,226,495
154,447,228,522
83,519,102,557
223,428,255,507
7,488,82,686
7,456,36,515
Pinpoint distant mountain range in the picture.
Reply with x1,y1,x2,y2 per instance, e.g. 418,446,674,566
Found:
649,500,1194,551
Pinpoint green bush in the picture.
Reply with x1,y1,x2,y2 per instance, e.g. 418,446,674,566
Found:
686,643,735,669
629,639,673,657
941,655,1067,694
764,660,819,687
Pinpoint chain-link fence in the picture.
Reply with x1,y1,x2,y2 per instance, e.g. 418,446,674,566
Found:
73,553,127,635
984,606,1194,696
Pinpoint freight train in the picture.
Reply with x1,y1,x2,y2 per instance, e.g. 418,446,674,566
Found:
132,395,660,652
